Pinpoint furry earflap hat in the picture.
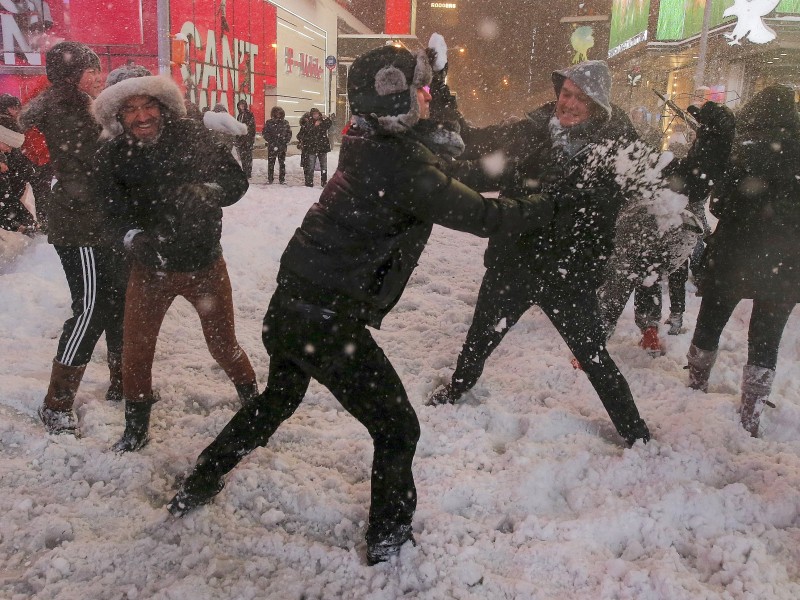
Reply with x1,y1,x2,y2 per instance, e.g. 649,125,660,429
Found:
93,76,187,138
552,60,613,122
45,42,101,86
347,45,432,133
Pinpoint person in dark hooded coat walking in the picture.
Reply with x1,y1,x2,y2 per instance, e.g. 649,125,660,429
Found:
686,85,800,437
166,45,556,565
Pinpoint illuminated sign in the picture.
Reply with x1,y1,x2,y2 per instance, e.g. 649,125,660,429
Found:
430,2,458,7
656,0,732,41
608,0,651,57
284,46,323,78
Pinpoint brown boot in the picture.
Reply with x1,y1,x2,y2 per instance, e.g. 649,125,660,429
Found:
105,351,123,403
39,360,87,435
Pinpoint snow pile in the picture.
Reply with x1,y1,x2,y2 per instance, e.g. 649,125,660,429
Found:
1,153,799,599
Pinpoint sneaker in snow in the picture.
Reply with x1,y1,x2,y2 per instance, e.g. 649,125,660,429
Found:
366,524,415,565
638,326,666,357
665,312,684,336
38,405,79,436
167,472,225,517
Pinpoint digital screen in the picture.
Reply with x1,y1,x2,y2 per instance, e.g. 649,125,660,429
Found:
609,0,652,54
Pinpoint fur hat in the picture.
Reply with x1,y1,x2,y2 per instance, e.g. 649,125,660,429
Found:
105,64,152,88
93,76,187,138
0,124,25,148
45,41,101,85
347,45,432,133
552,60,613,122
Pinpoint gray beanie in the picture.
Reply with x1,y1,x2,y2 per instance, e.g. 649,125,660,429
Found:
552,60,612,121
105,64,152,88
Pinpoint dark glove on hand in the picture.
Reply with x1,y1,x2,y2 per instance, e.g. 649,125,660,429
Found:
693,101,735,143
516,193,555,231
128,232,164,269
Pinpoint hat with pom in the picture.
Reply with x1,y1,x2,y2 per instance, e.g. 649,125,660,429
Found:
347,45,432,133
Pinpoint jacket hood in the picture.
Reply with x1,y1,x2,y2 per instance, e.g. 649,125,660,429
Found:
552,60,612,122
92,76,186,138
737,84,799,136
270,106,286,119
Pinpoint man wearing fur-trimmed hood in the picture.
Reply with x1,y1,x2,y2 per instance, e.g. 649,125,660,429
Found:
92,75,258,453
166,44,556,566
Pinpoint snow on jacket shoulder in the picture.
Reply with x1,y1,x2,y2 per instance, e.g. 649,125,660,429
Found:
278,128,554,327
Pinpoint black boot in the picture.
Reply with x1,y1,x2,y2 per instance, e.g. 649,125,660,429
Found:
167,466,226,517
425,383,461,406
105,351,123,403
234,382,260,406
366,524,415,565
112,395,158,453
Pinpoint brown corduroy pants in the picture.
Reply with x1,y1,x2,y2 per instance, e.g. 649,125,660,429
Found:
122,257,256,401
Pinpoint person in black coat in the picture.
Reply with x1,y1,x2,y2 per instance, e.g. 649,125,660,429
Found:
235,99,256,178
297,107,331,187
687,85,800,437
262,105,292,184
428,60,650,448
166,45,555,565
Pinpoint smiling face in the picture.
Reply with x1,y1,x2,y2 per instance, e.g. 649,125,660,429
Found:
555,78,597,128
77,67,104,99
119,95,163,143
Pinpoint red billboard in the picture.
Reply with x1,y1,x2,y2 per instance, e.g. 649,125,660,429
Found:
170,0,277,125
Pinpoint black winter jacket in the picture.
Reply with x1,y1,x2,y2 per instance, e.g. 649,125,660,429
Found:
277,125,554,327
702,86,800,302
297,116,332,154
95,119,249,272
236,108,256,145
454,102,638,291
20,84,105,246
263,117,292,152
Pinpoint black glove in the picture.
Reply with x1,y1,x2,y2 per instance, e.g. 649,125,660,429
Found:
126,231,163,269
510,192,555,233
692,101,735,143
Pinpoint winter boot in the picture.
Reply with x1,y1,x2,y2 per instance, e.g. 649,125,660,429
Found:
739,364,776,438
112,394,158,453
105,351,123,403
166,467,226,517
638,326,665,357
39,360,87,435
366,523,415,566
426,383,462,406
665,312,684,336
234,382,260,406
686,344,718,392
617,417,651,448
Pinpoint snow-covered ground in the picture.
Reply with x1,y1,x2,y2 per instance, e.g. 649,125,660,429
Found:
2,154,799,599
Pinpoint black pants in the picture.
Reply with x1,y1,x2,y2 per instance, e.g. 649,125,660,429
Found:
667,261,689,315
236,142,253,178
691,291,795,370
267,148,286,183
451,267,646,439
54,245,128,366
633,283,663,331
191,292,420,539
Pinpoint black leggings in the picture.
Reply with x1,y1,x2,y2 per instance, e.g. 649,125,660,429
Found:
451,267,645,437
691,291,795,369
192,292,420,539
54,245,127,366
